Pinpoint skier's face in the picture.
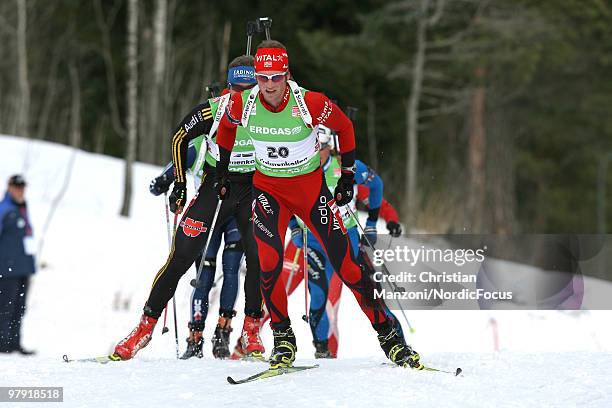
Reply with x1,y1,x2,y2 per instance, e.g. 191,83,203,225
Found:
256,70,288,107
229,83,255,94
8,184,25,204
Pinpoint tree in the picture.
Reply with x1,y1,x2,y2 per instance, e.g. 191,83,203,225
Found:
15,0,29,138
120,0,138,217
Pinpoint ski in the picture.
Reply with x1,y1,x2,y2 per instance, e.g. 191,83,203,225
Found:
227,364,319,385
62,354,122,364
423,366,462,376
382,362,462,376
240,354,268,363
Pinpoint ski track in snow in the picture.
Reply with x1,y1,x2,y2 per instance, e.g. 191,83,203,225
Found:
2,136,612,407
3,353,612,408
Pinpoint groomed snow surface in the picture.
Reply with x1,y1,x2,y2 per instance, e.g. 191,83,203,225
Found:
1,135,612,408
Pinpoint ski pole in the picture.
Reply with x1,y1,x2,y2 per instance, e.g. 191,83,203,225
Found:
246,21,258,56
258,17,272,40
301,227,309,323
171,211,180,357
285,247,302,294
161,192,173,334
190,199,223,288
345,207,415,334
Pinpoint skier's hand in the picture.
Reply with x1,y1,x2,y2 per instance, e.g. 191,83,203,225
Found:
149,174,172,196
362,219,378,246
169,182,187,213
386,221,402,238
291,226,304,248
214,175,230,200
334,169,355,206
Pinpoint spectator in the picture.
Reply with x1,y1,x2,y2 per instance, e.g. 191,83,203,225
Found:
0,174,36,355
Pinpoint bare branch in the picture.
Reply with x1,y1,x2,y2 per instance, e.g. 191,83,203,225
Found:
427,0,445,26
419,102,466,118
93,0,125,136
422,86,464,99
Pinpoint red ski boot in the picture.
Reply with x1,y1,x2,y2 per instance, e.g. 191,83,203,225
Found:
114,314,157,360
230,338,245,360
237,315,265,360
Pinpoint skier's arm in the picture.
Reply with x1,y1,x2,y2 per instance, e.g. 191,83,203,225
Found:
216,92,243,183
150,141,198,196
357,185,401,223
304,92,355,168
354,160,383,215
171,102,214,185
354,160,381,242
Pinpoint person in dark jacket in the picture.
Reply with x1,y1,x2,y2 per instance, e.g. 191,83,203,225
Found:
0,174,36,355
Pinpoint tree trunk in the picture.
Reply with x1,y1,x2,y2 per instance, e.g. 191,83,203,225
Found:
218,20,231,81
467,66,486,232
151,0,167,163
16,0,29,138
200,22,214,101
94,0,126,137
367,84,378,169
487,96,517,234
138,26,153,163
404,0,429,229
68,61,81,149
121,0,139,217
37,42,62,140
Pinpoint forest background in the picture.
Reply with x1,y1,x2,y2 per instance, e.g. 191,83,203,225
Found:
1,0,611,238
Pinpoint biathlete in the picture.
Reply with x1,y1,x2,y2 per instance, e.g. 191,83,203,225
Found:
214,40,423,370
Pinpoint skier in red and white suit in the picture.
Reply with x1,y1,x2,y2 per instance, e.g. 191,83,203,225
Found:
214,39,422,370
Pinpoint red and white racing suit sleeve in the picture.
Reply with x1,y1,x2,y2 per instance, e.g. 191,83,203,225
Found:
357,185,400,223
304,91,356,167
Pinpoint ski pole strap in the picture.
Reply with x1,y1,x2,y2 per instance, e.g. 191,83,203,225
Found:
287,80,313,128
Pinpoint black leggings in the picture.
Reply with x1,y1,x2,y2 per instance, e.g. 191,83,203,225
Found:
145,171,262,319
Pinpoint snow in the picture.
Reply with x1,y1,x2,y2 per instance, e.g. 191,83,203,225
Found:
1,135,612,407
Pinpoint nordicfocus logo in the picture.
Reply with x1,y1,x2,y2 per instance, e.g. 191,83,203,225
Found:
257,193,274,215
184,114,199,133
249,125,301,135
234,139,253,147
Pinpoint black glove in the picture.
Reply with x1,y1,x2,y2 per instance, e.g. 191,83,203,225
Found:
168,182,187,213
386,221,402,238
149,174,172,196
214,174,230,200
334,168,355,206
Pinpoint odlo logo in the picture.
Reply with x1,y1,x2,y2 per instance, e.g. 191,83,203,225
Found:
181,217,207,237
318,196,329,225
257,193,274,215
